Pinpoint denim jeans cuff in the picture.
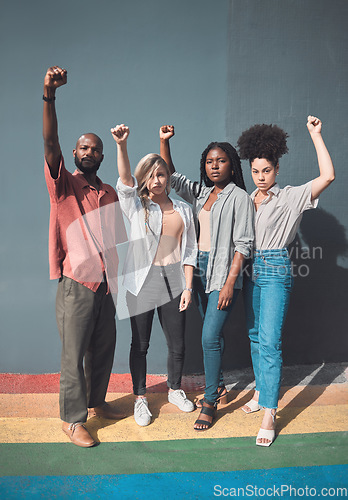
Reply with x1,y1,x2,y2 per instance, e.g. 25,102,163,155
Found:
203,397,216,406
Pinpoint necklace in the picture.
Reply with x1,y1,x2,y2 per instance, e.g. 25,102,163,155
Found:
254,196,267,203
160,198,173,213
254,191,268,206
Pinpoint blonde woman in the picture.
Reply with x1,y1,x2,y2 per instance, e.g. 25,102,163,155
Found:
111,124,197,426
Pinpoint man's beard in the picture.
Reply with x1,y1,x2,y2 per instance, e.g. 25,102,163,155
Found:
74,155,101,174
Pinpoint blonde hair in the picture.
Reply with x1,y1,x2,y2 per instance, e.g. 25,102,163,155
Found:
134,153,171,231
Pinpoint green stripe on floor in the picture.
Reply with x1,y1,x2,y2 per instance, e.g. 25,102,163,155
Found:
1,432,347,477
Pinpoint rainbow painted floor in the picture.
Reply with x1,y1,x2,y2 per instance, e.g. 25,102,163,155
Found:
1,364,347,499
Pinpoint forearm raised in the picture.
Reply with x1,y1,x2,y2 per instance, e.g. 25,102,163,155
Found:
160,139,175,174
43,93,59,146
42,67,67,177
111,125,133,187
117,142,134,187
159,126,175,174
311,132,335,183
306,116,335,200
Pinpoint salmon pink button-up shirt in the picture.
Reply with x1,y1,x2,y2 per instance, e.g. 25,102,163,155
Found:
45,156,126,293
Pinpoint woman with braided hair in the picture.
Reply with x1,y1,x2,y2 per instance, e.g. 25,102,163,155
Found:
160,125,254,430
111,124,197,427
237,116,335,446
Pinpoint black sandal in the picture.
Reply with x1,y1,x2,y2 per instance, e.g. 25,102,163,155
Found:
196,386,228,409
194,399,216,431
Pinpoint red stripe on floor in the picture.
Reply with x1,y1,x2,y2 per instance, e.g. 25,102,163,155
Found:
0,373,205,394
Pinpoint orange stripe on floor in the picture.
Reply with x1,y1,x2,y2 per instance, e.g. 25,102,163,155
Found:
1,384,347,419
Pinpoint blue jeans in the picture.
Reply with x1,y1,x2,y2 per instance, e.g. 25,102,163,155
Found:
194,251,240,404
244,249,293,409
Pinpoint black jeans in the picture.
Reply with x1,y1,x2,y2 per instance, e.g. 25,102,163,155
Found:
126,264,185,395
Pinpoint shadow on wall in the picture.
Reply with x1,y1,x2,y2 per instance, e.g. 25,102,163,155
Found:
183,208,348,375
284,208,348,364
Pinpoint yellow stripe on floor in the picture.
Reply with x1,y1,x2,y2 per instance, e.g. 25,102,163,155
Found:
1,404,347,444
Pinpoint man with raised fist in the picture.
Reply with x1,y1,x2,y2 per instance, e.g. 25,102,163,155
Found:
43,66,125,447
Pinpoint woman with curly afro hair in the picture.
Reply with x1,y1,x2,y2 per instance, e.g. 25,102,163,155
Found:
237,116,335,446
160,125,254,431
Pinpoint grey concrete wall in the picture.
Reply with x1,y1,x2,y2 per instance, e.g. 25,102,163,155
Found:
224,0,348,369
0,0,346,374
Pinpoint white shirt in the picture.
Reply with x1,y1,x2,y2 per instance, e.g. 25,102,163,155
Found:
116,176,197,296
250,181,319,250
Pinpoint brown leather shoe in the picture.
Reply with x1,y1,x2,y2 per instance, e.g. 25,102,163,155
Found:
62,422,96,447
88,402,126,420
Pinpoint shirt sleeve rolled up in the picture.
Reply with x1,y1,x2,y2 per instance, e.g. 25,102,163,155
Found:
170,172,198,204
233,193,255,258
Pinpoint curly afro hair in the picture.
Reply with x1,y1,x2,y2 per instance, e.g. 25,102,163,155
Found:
237,124,289,166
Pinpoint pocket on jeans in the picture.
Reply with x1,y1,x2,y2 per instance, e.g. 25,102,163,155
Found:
260,257,292,281
63,276,74,297
261,256,288,268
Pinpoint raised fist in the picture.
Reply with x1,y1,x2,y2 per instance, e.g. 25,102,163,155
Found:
160,125,175,141
307,115,322,134
44,66,67,89
111,124,130,144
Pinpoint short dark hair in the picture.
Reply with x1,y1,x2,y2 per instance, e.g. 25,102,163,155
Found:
76,133,103,152
237,124,288,166
196,142,246,196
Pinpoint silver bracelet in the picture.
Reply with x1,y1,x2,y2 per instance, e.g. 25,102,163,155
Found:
184,287,193,292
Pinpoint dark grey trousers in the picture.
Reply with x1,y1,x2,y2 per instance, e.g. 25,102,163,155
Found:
56,276,116,423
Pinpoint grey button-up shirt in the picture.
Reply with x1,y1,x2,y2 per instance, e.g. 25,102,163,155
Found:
171,172,254,292
251,181,319,250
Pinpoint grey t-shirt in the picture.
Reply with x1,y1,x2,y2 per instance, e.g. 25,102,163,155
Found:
251,181,319,250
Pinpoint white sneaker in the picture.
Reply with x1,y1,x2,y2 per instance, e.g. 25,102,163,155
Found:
134,397,152,427
168,389,194,412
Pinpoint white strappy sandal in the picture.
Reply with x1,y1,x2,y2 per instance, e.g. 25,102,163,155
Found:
256,409,276,447
242,398,261,413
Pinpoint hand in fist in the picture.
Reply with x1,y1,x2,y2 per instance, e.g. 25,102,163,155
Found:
111,124,130,144
160,125,175,141
44,66,67,89
307,115,322,134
